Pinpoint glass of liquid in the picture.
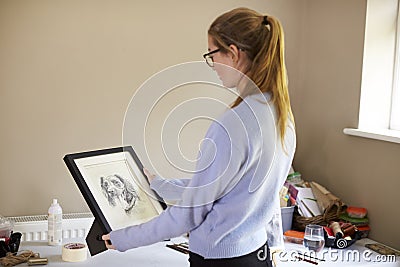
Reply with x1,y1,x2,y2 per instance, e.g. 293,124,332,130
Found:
303,224,325,253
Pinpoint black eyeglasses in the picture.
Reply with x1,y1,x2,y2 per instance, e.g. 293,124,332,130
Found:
203,48,220,67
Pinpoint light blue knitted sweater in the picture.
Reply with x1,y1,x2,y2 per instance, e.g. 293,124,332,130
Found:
110,92,296,258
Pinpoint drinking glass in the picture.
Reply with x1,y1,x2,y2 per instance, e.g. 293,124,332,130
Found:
303,224,325,253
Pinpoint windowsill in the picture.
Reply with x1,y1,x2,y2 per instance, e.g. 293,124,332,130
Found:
343,128,400,144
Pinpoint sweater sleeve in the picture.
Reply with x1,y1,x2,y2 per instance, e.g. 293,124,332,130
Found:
149,176,191,201
109,120,246,252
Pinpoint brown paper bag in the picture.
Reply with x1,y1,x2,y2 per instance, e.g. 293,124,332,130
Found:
310,182,340,213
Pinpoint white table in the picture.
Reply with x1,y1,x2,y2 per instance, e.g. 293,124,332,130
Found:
18,237,399,267
19,237,189,267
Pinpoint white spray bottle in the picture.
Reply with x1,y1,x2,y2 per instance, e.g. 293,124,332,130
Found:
48,199,62,246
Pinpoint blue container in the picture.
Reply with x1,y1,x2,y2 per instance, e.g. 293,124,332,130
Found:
281,206,295,233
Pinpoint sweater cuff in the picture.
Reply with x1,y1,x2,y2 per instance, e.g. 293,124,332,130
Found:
150,176,165,193
109,227,133,252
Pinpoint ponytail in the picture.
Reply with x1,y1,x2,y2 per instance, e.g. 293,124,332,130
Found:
208,8,294,145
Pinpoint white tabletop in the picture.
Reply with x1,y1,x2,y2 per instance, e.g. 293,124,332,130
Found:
18,237,399,267
20,237,189,267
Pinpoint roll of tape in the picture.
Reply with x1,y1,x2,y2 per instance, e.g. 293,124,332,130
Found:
62,243,87,262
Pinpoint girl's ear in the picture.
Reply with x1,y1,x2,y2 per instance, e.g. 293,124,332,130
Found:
228,44,240,64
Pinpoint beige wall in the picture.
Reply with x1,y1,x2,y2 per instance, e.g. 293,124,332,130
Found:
0,1,302,214
291,0,400,249
1,0,399,250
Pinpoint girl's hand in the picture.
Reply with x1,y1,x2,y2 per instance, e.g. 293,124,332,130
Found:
143,168,156,183
102,234,116,250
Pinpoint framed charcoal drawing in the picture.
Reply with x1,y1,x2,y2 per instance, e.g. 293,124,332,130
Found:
63,146,166,255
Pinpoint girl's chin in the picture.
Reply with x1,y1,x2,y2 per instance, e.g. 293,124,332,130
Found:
221,81,236,89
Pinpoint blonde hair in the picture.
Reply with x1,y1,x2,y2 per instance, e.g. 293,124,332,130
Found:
208,7,294,144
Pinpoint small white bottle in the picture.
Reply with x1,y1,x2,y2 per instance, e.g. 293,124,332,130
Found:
48,199,62,246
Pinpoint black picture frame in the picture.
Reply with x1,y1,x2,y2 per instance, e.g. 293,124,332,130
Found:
63,146,166,255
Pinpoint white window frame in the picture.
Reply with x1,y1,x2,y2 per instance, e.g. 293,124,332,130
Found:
344,0,400,143
390,4,400,131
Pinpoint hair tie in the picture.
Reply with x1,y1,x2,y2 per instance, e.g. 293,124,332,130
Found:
262,16,269,26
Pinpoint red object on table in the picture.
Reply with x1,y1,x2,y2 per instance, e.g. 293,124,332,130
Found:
346,206,367,218
0,236,10,245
